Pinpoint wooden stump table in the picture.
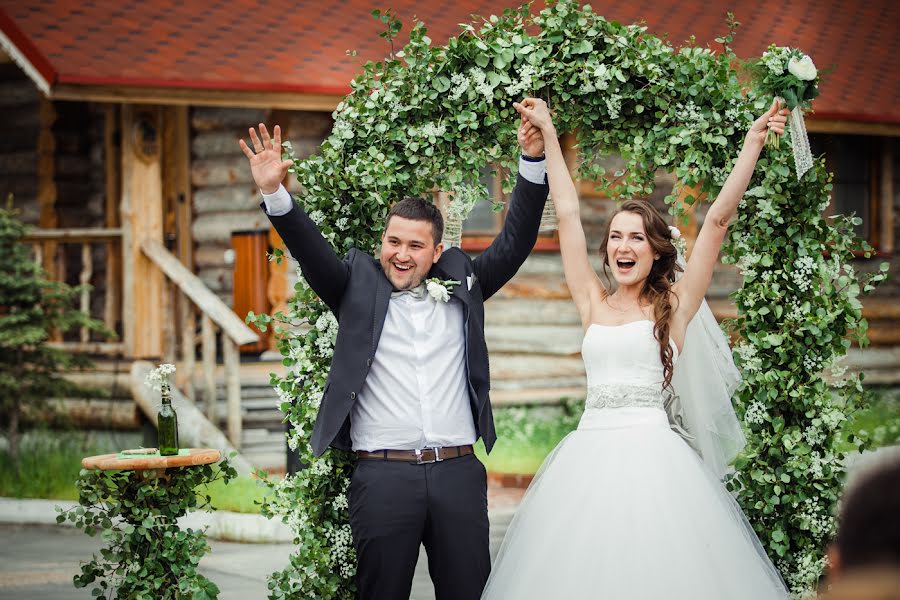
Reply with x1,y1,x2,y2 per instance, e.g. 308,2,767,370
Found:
60,448,236,599
81,447,221,472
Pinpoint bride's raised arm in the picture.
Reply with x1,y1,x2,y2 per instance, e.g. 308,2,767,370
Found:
514,98,604,329
674,99,787,321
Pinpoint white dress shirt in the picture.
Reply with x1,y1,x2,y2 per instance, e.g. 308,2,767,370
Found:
261,156,546,450
351,291,475,450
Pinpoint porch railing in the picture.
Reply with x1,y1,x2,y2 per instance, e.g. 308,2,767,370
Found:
140,239,259,449
22,227,125,354
21,228,259,449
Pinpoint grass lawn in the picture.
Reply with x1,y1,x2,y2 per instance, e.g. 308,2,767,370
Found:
0,430,272,513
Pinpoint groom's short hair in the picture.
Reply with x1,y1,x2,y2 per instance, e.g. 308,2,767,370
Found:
386,197,444,246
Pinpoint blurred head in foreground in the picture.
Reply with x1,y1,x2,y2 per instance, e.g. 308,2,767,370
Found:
827,455,900,591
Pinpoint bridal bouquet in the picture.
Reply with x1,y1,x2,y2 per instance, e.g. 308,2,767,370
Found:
749,45,819,147
747,45,820,178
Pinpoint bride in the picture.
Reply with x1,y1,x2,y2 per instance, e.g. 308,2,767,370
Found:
480,98,791,599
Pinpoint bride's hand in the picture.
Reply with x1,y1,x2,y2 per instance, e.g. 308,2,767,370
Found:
747,99,788,147
513,98,556,134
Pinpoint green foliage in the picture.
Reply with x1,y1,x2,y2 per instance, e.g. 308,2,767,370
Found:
246,2,887,597
0,202,111,462
57,459,237,599
0,430,123,500
722,154,887,591
476,400,583,474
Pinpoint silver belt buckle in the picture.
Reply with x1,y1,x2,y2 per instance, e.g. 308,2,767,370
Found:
415,447,443,464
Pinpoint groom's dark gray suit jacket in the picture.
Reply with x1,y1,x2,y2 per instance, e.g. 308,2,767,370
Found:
266,175,548,457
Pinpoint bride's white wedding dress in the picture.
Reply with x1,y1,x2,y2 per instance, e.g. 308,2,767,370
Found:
481,320,789,599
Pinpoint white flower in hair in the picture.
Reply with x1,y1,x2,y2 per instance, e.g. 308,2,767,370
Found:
668,225,686,255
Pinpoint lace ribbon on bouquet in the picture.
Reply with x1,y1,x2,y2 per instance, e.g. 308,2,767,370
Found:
790,105,813,179
779,96,813,180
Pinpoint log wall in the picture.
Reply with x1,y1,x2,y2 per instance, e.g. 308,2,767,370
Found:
189,107,333,307
0,64,40,223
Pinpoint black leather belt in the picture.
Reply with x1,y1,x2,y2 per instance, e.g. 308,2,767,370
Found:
356,444,474,464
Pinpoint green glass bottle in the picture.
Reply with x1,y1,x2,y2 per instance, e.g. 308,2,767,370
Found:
157,387,179,456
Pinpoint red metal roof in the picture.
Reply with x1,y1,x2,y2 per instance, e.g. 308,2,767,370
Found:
1,0,897,123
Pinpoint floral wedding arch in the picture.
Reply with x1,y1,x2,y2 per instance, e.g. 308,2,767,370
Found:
249,2,886,597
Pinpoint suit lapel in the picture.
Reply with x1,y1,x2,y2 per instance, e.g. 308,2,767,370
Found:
371,267,392,357
432,254,471,306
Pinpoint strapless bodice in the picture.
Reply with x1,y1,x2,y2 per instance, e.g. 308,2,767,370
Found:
581,321,678,410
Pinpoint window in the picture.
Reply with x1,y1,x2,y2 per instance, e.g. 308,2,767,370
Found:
809,133,893,252
460,165,559,251
461,166,504,235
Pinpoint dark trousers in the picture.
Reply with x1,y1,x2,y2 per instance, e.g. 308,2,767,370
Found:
348,453,490,600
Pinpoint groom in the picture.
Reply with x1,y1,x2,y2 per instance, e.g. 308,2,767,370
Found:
239,114,547,600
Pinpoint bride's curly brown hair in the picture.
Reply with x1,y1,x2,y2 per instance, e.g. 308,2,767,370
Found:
599,200,684,390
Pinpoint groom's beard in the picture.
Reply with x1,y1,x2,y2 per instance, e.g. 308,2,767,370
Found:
382,258,427,290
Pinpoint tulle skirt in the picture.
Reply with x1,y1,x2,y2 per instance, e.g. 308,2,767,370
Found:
481,407,789,600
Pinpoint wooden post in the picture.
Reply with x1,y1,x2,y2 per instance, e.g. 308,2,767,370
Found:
180,293,196,402
104,105,122,336
880,139,894,254
201,314,217,422
223,338,242,449
79,243,93,343
120,105,165,358
162,279,176,365
37,98,58,276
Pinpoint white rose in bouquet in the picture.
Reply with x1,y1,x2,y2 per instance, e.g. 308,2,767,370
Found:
788,55,817,81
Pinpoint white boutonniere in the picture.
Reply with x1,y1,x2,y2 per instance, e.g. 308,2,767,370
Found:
425,277,460,303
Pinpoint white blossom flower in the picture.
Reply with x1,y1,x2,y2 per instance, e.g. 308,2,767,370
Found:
788,55,817,81
761,48,787,75
744,400,769,424
310,459,332,477
675,101,702,123
416,122,447,139
449,72,470,101
790,255,817,292
308,210,325,226
469,67,496,102
605,94,622,119
144,363,176,392
820,408,846,430
803,425,824,446
591,63,614,91
504,64,541,96
803,354,822,373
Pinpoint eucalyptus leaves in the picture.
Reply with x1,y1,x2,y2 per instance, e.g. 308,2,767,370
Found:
252,2,884,597
58,460,237,599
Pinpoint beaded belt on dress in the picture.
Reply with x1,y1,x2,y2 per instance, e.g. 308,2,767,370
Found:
585,382,665,410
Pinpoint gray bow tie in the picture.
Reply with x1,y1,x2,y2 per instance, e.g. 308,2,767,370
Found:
391,283,427,300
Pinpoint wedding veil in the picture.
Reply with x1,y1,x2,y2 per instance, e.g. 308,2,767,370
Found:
669,245,746,479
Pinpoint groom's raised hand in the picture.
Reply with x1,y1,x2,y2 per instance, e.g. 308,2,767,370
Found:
518,114,545,158
239,124,293,195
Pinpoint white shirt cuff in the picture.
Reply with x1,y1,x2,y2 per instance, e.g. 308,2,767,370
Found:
518,156,547,185
261,184,294,216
